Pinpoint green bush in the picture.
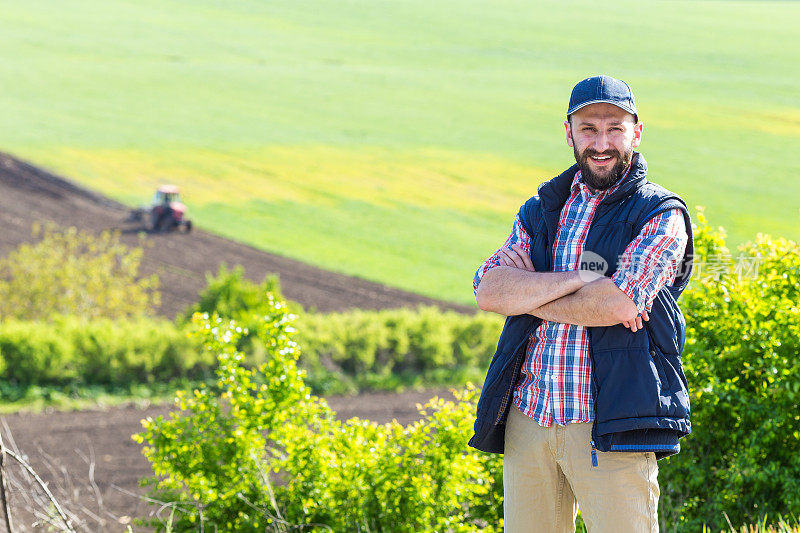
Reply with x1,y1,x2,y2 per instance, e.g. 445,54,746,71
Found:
0,224,159,320
135,302,504,532
136,303,310,531
0,316,211,387
274,388,503,532
660,209,800,531
295,307,503,394
180,264,286,325
0,304,501,397
182,265,504,394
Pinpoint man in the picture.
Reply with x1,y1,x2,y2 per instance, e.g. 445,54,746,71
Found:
469,75,694,533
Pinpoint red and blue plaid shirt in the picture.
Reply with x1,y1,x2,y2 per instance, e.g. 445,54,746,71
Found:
474,170,688,427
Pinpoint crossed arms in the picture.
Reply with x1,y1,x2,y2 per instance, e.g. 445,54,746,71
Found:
476,243,646,331
474,209,688,332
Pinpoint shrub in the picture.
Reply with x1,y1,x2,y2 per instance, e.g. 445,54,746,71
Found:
295,307,503,394
0,304,501,397
184,266,504,394
135,301,309,531
274,387,503,532
180,264,286,325
0,316,211,388
0,224,159,320
659,209,800,531
135,300,504,532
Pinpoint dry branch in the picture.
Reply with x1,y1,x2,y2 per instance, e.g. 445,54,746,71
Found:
0,427,15,533
1,448,75,532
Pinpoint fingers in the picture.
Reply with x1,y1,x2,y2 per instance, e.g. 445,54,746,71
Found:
623,312,647,332
511,244,535,271
497,244,535,271
498,248,526,269
496,248,514,267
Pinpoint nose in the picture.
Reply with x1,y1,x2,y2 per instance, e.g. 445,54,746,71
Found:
594,131,611,152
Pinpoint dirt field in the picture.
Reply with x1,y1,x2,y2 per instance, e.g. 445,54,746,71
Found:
0,151,472,318
2,388,457,531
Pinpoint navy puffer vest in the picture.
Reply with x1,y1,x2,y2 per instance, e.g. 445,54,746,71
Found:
468,153,694,460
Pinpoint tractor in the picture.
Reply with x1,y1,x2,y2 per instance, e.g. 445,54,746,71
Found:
128,185,192,232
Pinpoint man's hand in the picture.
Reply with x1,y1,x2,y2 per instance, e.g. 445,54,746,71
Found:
497,243,535,271
476,244,586,316
621,310,649,332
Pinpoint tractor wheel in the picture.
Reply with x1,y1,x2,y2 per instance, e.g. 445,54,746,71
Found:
183,220,192,233
157,217,174,233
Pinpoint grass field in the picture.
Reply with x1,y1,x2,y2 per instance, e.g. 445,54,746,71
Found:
1,0,798,304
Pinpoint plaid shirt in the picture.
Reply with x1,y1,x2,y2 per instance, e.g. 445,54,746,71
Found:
474,170,688,427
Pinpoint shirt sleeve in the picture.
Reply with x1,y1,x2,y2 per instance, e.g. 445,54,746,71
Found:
611,208,688,314
473,213,533,295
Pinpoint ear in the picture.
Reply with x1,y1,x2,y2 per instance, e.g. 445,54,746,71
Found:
632,121,643,148
565,120,574,147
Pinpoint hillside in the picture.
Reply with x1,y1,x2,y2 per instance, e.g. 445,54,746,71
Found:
0,152,472,317
1,1,798,303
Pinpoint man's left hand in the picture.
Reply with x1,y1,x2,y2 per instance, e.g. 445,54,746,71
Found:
621,310,649,332
497,243,535,271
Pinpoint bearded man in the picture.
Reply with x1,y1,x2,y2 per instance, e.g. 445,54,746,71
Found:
470,75,694,533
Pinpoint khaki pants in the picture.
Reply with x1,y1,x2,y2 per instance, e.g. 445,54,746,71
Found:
503,407,659,533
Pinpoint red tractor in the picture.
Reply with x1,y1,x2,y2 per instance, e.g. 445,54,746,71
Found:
128,185,192,232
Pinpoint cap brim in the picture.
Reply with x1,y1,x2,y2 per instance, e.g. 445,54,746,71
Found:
567,100,638,121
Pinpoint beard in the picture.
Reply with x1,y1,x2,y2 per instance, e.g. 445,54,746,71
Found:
572,138,635,191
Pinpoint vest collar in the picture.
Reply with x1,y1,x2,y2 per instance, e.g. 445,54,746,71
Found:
539,152,648,212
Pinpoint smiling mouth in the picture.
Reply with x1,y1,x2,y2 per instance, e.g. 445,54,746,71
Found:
589,154,614,165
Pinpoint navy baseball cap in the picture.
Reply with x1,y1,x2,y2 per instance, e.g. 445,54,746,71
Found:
567,75,638,123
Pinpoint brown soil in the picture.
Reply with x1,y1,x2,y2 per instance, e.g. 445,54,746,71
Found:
0,151,473,318
1,388,457,531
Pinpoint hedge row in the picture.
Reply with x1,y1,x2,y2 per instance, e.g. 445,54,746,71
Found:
0,308,502,395
295,307,502,394
0,316,213,387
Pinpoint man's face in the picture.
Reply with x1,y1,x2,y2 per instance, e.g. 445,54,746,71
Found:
565,103,643,191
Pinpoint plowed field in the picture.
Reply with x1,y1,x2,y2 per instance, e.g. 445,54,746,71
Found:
0,151,472,318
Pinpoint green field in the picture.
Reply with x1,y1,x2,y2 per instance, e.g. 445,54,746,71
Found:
1,0,798,304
